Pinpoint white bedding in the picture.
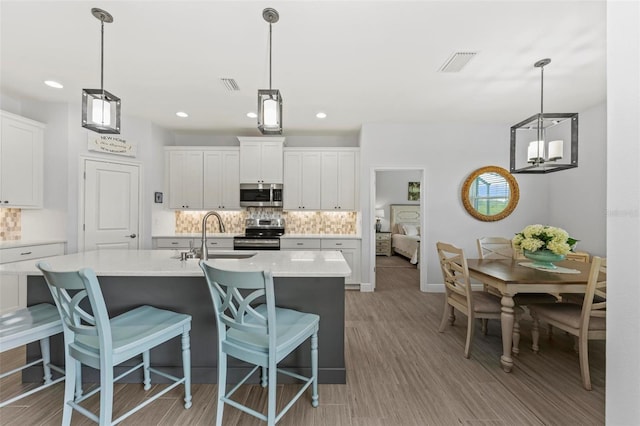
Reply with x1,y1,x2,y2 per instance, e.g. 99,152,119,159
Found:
392,233,420,264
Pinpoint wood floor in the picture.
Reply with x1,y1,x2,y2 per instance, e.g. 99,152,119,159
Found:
0,255,605,425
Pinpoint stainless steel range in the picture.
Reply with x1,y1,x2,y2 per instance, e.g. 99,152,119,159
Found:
233,218,285,250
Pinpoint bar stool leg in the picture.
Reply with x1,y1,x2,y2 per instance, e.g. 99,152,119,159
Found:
39,337,52,384
143,351,151,391
181,331,192,409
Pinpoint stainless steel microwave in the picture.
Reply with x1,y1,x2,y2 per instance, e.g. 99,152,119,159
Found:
240,183,283,207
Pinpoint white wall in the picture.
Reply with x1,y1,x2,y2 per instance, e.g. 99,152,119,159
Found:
375,170,421,232
359,102,608,288
359,122,551,286
172,133,358,147
606,1,640,423
3,97,173,252
548,102,607,257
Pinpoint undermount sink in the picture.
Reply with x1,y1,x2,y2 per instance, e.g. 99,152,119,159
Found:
206,252,256,259
172,251,257,260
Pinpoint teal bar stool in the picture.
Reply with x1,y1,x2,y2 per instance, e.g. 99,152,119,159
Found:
36,262,192,426
0,303,65,407
200,260,319,426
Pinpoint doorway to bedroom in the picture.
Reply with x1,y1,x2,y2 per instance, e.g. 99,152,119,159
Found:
374,169,423,291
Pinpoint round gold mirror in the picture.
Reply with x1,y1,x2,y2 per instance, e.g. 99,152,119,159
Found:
461,166,519,221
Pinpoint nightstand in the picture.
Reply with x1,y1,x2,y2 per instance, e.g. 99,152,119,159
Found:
375,232,392,256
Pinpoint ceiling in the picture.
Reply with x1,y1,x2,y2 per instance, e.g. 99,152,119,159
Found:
0,1,607,136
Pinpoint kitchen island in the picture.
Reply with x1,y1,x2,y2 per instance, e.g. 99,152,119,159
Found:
0,249,350,384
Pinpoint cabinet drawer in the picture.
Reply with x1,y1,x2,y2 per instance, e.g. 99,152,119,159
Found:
281,239,321,250
206,239,233,249
154,238,194,249
0,243,65,264
321,239,358,250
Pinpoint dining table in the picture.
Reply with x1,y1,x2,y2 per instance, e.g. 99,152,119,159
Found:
466,258,598,373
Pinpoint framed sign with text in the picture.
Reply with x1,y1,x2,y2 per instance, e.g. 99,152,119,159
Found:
88,134,137,157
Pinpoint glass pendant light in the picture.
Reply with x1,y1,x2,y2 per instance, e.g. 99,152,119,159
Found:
510,58,578,174
258,8,283,135
82,8,121,134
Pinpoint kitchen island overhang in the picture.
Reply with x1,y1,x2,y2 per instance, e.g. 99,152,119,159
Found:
2,249,350,384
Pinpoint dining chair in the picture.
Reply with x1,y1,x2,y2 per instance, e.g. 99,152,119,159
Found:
437,242,522,359
529,257,606,390
0,303,65,408
476,237,558,313
36,262,192,425
200,260,319,426
560,251,596,303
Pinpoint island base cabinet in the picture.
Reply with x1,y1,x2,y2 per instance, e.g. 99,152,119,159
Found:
25,274,346,384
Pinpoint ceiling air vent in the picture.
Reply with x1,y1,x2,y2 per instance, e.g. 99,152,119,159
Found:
220,78,240,91
439,52,478,72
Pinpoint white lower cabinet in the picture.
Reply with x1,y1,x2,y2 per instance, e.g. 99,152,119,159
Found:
320,239,361,286
0,242,65,315
281,237,360,286
152,237,233,251
280,238,321,250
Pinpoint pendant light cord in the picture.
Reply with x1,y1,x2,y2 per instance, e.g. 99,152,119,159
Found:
100,16,105,94
538,64,544,145
268,21,273,91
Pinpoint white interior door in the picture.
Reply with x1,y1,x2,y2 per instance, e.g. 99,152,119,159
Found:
83,159,140,250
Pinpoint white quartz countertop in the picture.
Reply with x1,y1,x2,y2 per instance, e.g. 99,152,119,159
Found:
0,240,66,250
0,249,351,278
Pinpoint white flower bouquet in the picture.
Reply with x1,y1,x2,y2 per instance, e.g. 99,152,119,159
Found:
512,224,578,256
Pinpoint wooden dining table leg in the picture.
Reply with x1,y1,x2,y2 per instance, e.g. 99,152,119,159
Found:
499,293,516,372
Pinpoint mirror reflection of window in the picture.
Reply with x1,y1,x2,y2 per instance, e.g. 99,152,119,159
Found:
461,166,519,221
468,172,510,216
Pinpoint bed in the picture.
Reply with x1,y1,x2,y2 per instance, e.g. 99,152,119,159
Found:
389,204,421,264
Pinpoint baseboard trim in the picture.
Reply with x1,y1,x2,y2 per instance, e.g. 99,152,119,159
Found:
360,282,374,292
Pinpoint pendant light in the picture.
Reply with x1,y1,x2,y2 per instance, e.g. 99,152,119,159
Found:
258,8,283,135
510,58,578,174
82,8,121,134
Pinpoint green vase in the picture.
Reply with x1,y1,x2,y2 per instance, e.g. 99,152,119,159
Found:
523,249,565,269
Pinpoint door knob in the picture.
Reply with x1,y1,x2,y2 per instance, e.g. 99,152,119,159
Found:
126,234,137,238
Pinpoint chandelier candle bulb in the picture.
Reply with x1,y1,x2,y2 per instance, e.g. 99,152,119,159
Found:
547,140,564,161
527,140,545,163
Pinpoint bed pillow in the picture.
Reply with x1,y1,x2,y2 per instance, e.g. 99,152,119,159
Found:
402,224,419,236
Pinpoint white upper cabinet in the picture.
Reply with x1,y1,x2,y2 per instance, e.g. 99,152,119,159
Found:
0,111,45,208
166,147,241,211
283,150,321,210
203,149,240,210
167,150,204,209
320,150,358,210
238,137,284,183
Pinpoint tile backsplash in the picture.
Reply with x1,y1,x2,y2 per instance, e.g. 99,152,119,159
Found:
0,208,21,241
175,209,358,234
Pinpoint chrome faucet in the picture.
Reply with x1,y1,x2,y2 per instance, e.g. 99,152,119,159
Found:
201,211,226,261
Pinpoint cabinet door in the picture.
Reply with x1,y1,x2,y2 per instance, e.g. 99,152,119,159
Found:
283,152,302,210
221,151,240,209
260,142,284,183
203,151,223,209
337,151,356,210
301,152,321,209
320,152,339,210
168,151,203,209
239,141,262,183
0,114,44,208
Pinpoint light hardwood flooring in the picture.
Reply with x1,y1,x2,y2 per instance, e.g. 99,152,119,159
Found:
0,255,605,425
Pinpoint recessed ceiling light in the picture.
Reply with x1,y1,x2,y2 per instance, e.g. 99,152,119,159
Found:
316,112,327,119
176,111,189,118
44,80,63,89
247,112,257,118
